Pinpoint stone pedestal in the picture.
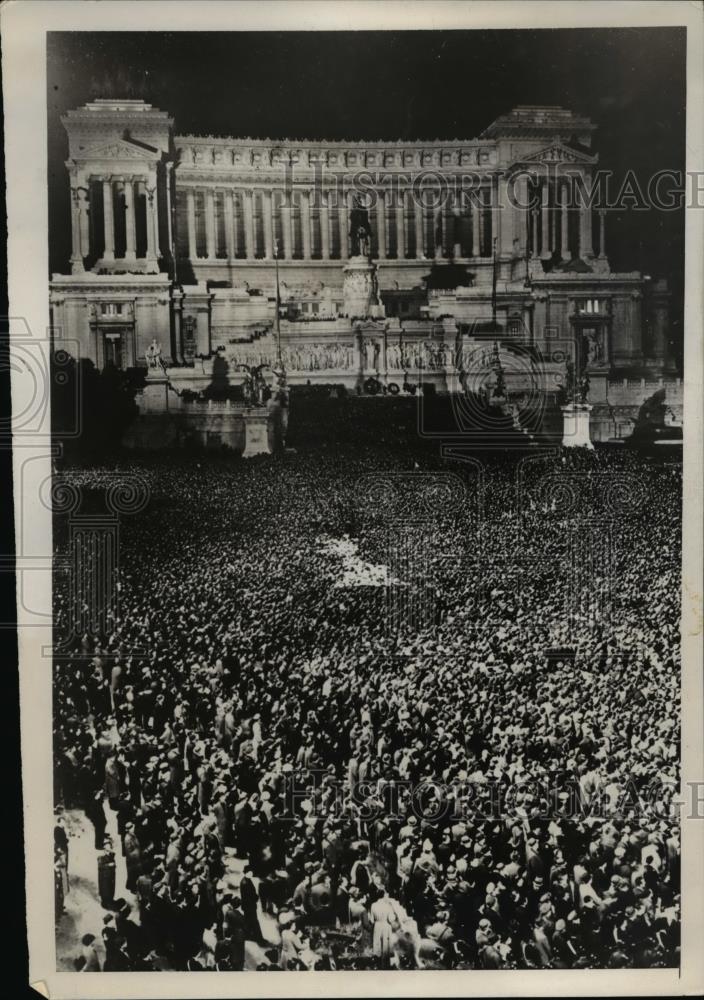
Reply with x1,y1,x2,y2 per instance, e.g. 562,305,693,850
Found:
587,372,608,403
242,408,273,458
343,256,377,318
561,403,593,449
138,376,169,413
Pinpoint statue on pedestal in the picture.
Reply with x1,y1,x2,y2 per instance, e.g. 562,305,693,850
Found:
578,373,591,404
585,329,603,366
354,224,371,259
183,317,196,365
563,359,576,402
250,365,268,405
146,338,162,370
563,359,590,404
241,368,254,405
489,341,506,400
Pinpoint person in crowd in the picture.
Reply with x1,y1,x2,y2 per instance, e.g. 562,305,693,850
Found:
53,444,681,971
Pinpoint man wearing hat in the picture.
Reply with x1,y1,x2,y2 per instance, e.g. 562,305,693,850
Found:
221,895,246,970
123,821,142,892
240,864,266,945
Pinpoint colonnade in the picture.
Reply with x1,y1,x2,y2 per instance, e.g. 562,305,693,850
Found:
67,170,603,272
68,168,160,273
524,177,603,260
179,177,602,263
178,185,497,262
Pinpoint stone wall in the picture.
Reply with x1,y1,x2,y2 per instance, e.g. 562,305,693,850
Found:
590,377,683,443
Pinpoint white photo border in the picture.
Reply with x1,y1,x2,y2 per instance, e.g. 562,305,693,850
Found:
2,2,702,997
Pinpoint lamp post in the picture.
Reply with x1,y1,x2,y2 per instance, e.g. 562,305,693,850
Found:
491,235,498,330
273,235,283,369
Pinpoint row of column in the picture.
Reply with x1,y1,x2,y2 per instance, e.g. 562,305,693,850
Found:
183,186,496,262
524,178,604,260
69,170,159,272
68,171,602,271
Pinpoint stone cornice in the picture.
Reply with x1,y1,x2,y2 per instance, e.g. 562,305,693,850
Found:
50,273,171,290
174,170,501,187
174,138,499,170
62,100,173,127
480,105,596,141
530,272,644,287
176,133,492,149
68,137,162,167
511,142,598,168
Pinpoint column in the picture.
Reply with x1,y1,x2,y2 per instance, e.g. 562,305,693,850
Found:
472,193,481,257
598,209,606,259
498,174,512,256
376,189,386,259
144,179,157,265
402,192,409,255
102,178,115,261
263,189,274,258
532,209,539,257
225,190,235,259
441,197,450,258
579,173,594,258
489,176,498,257
434,199,444,259
243,188,255,259
650,287,669,365
79,190,91,262
187,188,197,259
517,173,530,256
300,189,311,259
560,180,569,258
124,178,136,261
173,290,184,363
540,180,550,256
415,195,425,259
395,192,405,260
150,172,160,260
282,192,293,259
339,191,349,260
70,182,84,273
165,163,174,259
452,192,462,259
320,191,331,260
630,292,643,360
205,189,216,259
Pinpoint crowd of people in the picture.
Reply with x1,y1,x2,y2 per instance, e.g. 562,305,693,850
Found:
53,438,681,971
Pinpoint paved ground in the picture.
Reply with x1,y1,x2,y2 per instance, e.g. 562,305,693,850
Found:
221,850,281,968
56,810,279,971
56,807,137,970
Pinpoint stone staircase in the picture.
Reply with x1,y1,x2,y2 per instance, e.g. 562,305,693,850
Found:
211,324,274,346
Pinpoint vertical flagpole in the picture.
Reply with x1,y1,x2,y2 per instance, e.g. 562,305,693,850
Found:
491,235,498,330
525,226,532,289
273,234,282,368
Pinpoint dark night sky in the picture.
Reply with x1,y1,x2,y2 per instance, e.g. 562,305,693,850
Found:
47,28,686,347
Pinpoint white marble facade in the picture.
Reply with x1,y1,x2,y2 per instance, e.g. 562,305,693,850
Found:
49,100,672,382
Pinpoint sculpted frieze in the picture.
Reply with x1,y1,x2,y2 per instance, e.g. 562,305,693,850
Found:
72,138,160,163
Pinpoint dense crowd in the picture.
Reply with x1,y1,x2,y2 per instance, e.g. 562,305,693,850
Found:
53,441,681,971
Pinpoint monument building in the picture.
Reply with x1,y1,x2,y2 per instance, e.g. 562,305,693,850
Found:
49,99,680,446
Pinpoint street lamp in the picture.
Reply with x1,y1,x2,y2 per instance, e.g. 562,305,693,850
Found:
272,231,283,371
